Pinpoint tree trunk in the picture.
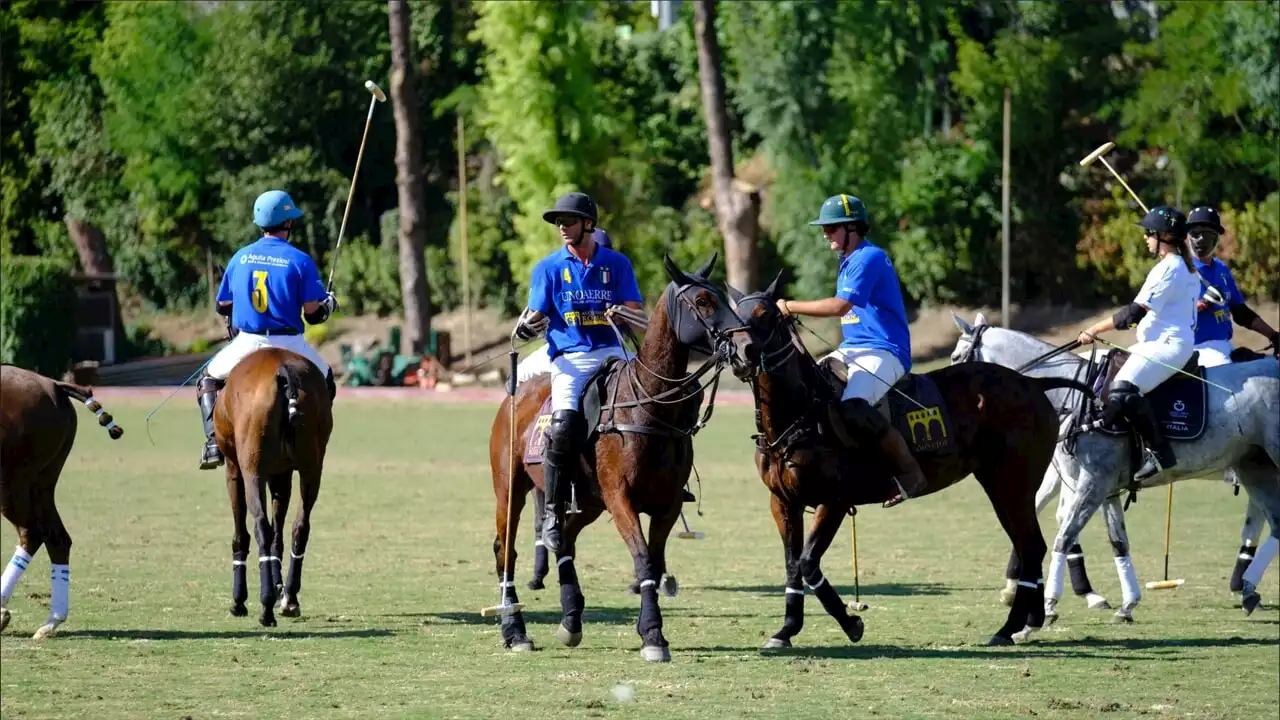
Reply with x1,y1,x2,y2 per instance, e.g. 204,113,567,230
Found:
389,0,432,354
693,0,759,292
64,215,126,357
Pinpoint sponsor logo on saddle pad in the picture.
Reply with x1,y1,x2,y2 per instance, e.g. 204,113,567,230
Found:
523,398,555,465
887,374,956,457
905,405,948,452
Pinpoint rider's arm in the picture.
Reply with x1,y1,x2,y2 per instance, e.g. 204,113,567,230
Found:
1110,302,1148,330
1231,303,1279,343
216,301,233,316
1079,314,1119,344
782,297,853,318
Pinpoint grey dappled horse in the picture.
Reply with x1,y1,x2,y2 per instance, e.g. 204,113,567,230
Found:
951,313,1280,623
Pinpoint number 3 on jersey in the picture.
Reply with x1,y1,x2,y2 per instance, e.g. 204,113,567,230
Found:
251,270,269,313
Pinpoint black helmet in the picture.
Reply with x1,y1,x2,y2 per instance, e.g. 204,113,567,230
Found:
1186,205,1224,234
542,192,597,226
1136,206,1186,238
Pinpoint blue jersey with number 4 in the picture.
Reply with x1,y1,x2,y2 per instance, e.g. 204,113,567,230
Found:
217,236,327,334
528,246,643,358
835,240,913,371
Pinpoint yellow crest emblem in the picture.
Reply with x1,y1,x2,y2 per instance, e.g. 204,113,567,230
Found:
905,405,947,449
562,267,572,283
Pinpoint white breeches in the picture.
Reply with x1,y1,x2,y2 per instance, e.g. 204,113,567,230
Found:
550,347,624,412
1113,339,1193,394
516,345,554,384
1193,339,1234,368
823,347,906,404
207,332,330,381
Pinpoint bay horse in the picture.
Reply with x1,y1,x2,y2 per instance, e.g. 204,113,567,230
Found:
1,364,123,638
488,254,745,662
215,348,332,627
727,277,1091,647
951,312,1280,622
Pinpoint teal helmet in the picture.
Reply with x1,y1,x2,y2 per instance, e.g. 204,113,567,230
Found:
809,194,868,226
254,190,304,229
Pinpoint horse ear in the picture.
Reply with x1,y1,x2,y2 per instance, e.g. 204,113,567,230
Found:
663,254,692,286
693,252,719,280
764,269,784,299
725,283,745,304
974,311,989,327
952,312,974,336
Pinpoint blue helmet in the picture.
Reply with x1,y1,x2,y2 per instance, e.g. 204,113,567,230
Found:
593,228,612,249
253,190,304,229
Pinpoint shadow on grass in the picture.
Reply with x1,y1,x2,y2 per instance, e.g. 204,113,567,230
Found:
410,605,760,627
701,582,956,597
60,628,395,641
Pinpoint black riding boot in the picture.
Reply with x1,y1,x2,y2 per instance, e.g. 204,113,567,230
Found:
197,376,224,470
1127,393,1176,481
541,410,584,554
836,398,927,507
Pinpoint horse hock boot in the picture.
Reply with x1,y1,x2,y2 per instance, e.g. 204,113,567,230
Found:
1122,387,1176,481
197,376,225,470
542,410,584,554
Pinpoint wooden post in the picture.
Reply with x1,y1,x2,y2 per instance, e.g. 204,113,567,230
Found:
1001,86,1012,329
458,114,472,368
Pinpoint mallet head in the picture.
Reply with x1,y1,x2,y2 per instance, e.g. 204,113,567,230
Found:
1080,141,1116,168
365,80,387,103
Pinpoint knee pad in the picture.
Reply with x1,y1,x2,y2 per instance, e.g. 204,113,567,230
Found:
1105,381,1140,422
840,398,888,440
546,410,584,464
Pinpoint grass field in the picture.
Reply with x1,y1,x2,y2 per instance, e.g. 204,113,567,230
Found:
1,397,1277,720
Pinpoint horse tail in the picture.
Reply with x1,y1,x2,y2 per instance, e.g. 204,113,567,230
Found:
1032,376,1096,400
275,362,303,428
53,381,124,440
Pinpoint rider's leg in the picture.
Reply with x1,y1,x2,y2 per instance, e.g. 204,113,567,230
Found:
837,349,925,507
1111,341,1189,480
541,350,604,553
197,334,259,470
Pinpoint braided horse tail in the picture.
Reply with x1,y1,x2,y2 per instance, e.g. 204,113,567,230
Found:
53,381,124,440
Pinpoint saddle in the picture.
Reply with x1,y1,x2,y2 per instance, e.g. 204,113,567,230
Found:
816,358,957,458
1092,350,1207,442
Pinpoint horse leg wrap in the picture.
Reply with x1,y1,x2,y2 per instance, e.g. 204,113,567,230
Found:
636,582,665,646
1114,555,1141,606
1230,545,1257,592
557,556,584,633
285,551,305,596
232,551,248,606
258,557,279,605
804,572,843,617
781,585,805,637
1,546,32,605
49,565,69,621
1242,537,1279,589
1045,551,1067,601
498,576,528,647
1067,544,1095,596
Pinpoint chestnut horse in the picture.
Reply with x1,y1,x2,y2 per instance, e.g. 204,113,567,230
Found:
215,348,332,627
1,364,122,637
728,279,1092,647
488,254,745,662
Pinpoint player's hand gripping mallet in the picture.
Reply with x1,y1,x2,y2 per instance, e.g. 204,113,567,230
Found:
326,80,387,292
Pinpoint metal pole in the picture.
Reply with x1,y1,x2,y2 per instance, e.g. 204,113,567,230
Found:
1001,86,1012,329
458,114,472,368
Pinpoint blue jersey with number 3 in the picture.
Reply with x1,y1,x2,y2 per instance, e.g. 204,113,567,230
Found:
217,236,327,334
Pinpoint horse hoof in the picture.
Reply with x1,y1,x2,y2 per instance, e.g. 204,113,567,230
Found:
987,634,1014,647
1086,594,1111,610
761,637,791,651
280,602,301,618
1111,612,1133,624
1043,610,1058,627
509,639,535,653
527,578,546,591
660,574,679,598
0,607,10,632
260,614,277,628
556,623,583,647
1011,625,1040,645
1242,592,1261,616
230,603,248,617
640,645,671,663
999,588,1016,607
843,615,865,643
32,623,59,641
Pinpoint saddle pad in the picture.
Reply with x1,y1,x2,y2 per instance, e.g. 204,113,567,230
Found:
887,374,957,457
1095,368,1208,442
521,358,620,465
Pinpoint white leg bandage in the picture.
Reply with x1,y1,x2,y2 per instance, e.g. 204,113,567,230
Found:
1243,536,1278,589
1045,551,1067,601
1,546,33,604
49,564,70,621
1114,556,1141,605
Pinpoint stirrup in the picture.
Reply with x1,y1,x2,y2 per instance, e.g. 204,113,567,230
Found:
882,476,913,508
199,443,224,470
567,481,582,515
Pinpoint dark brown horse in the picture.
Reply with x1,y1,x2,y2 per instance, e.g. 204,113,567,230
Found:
489,254,745,662
728,279,1091,647
1,364,122,638
215,348,332,627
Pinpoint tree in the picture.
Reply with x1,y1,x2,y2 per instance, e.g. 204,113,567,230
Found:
388,0,431,352
692,0,758,291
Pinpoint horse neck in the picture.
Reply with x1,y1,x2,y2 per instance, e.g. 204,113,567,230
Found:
982,328,1092,379
631,294,691,400
753,338,814,440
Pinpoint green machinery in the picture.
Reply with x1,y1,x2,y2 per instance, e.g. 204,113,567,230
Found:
339,326,450,387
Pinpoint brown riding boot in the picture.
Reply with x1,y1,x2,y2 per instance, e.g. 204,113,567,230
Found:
879,427,927,508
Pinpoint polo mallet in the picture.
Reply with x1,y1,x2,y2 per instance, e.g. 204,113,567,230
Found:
677,510,704,540
848,516,868,612
1146,480,1185,590
325,80,387,292
481,341,524,617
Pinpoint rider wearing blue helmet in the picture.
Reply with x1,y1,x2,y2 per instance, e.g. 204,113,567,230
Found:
196,190,339,469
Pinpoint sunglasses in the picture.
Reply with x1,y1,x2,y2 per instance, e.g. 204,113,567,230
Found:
553,215,582,228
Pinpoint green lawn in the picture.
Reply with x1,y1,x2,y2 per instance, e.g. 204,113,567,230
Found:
1,398,1276,720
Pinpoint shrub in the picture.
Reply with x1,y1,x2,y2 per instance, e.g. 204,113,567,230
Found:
0,255,78,375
